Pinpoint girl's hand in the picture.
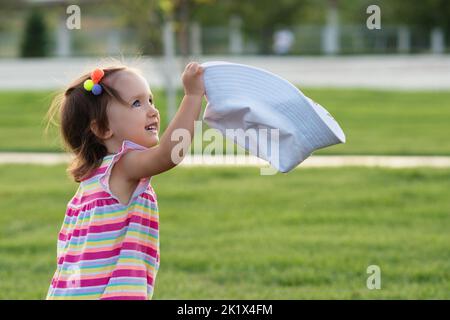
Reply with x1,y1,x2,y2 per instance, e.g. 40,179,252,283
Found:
182,62,205,97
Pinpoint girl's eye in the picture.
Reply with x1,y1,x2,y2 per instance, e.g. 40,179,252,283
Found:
132,100,141,108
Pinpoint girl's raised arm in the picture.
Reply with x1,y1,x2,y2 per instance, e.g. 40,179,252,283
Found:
116,62,205,180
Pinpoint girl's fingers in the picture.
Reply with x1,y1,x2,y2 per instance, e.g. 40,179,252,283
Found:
189,62,199,69
184,62,202,77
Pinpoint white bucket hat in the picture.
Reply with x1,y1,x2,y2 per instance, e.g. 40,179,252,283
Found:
201,61,346,172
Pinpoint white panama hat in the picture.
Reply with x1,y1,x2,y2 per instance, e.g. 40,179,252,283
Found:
201,61,346,172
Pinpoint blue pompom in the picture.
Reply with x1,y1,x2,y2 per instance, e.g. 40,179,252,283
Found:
92,84,103,95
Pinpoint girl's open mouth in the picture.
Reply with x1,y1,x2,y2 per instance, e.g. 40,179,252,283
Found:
145,124,158,133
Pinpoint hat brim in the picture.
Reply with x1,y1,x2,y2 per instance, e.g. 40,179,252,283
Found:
202,61,346,171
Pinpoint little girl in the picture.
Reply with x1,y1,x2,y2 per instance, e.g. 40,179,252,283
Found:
46,61,205,300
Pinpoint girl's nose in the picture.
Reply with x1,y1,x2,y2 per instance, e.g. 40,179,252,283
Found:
148,106,159,119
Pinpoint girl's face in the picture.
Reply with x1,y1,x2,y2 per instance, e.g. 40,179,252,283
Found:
104,70,160,150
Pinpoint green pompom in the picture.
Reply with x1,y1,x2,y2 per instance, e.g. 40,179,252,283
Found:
83,79,94,91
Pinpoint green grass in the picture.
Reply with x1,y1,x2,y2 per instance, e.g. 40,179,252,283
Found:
1,89,450,155
0,165,448,299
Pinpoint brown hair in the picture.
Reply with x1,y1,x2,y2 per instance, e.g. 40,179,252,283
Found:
46,66,130,183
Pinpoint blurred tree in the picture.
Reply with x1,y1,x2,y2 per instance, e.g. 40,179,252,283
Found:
189,0,231,26
112,0,164,55
111,0,214,56
109,0,450,56
188,0,324,54
226,0,310,54
0,0,26,31
20,8,50,57
330,0,450,31
160,0,214,57
389,0,450,32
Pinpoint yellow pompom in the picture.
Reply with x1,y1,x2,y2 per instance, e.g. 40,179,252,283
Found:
83,79,94,91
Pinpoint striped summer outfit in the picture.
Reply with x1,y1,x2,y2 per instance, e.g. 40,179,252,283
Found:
46,140,160,300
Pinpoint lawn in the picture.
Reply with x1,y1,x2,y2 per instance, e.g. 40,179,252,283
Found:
1,89,450,155
0,165,448,299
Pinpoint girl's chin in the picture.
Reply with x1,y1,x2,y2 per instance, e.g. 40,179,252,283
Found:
147,136,159,147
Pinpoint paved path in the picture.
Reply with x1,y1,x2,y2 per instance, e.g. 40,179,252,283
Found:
1,55,449,90
1,153,450,168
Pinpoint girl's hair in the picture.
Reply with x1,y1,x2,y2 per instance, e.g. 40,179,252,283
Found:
46,65,130,182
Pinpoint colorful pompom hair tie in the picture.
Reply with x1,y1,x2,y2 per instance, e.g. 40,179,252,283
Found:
83,68,104,96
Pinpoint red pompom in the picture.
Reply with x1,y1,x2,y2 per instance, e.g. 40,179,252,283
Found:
91,68,104,84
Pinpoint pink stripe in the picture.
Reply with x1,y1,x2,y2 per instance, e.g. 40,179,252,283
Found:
53,276,110,288
59,239,157,264
81,166,108,181
67,198,119,217
59,247,121,263
141,192,156,202
53,270,154,289
71,191,113,206
68,214,158,239
111,269,146,278
66,208,78,218
101,296,146,300
121,242,158,258
147,274,154,286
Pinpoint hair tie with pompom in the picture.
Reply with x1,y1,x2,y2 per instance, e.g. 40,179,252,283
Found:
83,68,104,96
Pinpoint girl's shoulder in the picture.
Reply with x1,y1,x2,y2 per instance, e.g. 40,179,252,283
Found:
69,140,155,209
80,139,147,183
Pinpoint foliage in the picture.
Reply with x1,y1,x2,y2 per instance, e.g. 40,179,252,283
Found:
20,9,50,57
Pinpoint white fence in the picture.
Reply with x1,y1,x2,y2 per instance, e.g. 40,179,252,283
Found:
0,23,447,58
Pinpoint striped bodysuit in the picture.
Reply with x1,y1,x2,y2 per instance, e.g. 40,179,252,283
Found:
46,140,160,300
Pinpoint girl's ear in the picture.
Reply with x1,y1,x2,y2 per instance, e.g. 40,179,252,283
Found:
90,120,113,140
